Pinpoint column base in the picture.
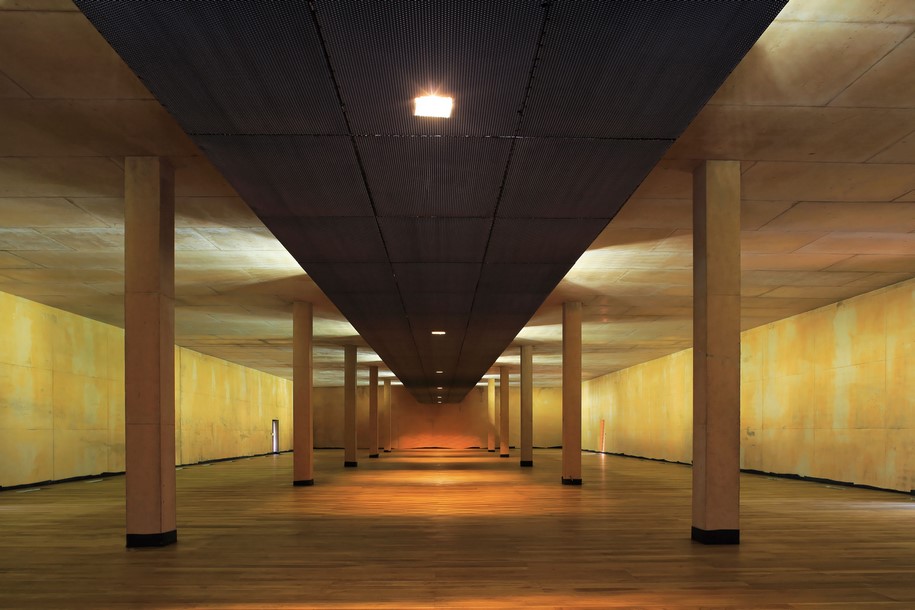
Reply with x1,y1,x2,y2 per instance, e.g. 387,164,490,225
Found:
520,460,533,467
293,479,314,486
487,449,495,452
561,477,583,486
344,461,358,468
126,530,177,548
369,453,379,458
691,527,740,545
499,453,510,458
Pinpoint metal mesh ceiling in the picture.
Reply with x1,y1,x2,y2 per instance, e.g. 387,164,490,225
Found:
76,0,787,403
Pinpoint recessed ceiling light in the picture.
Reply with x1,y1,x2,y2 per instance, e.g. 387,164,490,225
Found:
431,330,446,335
436,386,443,390
435,370,444,374
414,95,453,118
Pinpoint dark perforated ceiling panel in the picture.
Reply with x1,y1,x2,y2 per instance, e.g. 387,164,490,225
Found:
76,2,346,135
486,219,611,264
520,1,785,139
77,0,786,403
197,136,374,218
380,218,492,263
313,1,543,136
357,137,512,217
498,139,671,219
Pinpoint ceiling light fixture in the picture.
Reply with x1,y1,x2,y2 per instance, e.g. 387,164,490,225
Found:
431,330,446,335
435,370,444,374
414,94,453,118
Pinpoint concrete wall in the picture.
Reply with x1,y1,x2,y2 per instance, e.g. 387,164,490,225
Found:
583,278,915,493
0,290,292,488
314,385,563,450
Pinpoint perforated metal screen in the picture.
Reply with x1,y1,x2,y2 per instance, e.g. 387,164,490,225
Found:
76,0,786,403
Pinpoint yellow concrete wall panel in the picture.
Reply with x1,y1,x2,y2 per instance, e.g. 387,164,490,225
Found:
275,379,293,449
533,387,562,447
811,429,849,482
0,428,53,487
52,370,109,431
884,285,915,362
816,362,886,430
765,315,816,378
52,428,108,480
849,361,888,430
762,373,815,431
179,425,214,464
313,386,344,447
50,312,109,378
583,277,915,492
3,289,295,486
0,362,52,429
848,429,890,489
885,429,915,492
741,325,766,383
741,426,762,471
830,296,886,368
106,327,124,381
581,380,596,450
758,427,814,477
107,425,125,472
0,291,53,369
509,387,521,448
886,355,915,430
741,378,763,433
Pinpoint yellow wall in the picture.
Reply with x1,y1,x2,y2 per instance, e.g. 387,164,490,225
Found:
313,385,563,450
583,349,693,464
0,291,292,488
583,278,915,493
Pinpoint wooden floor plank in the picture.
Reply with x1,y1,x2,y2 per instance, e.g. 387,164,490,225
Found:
1,449,914,609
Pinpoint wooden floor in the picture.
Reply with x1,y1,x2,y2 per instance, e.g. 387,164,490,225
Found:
2,449,915,609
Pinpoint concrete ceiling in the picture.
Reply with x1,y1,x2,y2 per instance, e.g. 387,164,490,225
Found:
1,0,915,391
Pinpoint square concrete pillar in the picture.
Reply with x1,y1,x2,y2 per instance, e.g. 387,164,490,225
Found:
383,378,393,452
487,378,496,452
562,301,582,485
124,157,176,548
293,301,314,486
343,345,358,467
520,345,533,467
692,160,741,545
499,366,510,457
368,366,379,458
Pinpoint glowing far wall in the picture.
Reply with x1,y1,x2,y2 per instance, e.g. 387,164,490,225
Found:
0,290,292,488
583,277,915,493
313,385,562,450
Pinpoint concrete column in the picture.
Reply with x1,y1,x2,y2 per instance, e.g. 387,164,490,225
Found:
493,378,501,451
383,378,393,452
487,378,496,452
368,366,379,458
692,160,741,545
124,157,176,547
499,366,510,457
562,301,582,485
292,301,314,486
520,345,533,467
343,345,357,467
